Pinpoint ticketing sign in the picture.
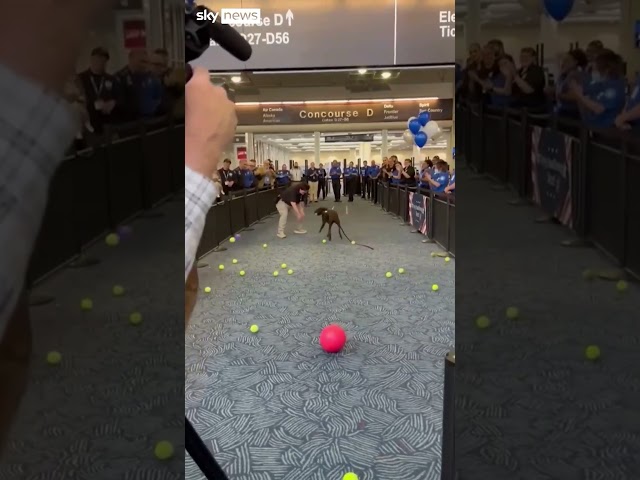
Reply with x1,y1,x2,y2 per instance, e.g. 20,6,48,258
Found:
193,0,455,70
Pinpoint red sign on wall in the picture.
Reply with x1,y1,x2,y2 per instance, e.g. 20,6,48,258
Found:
123,19,147,48
236,146,247,161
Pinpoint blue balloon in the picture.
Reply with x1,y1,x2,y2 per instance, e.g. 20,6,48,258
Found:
414,131,427,148
408,118,421,135
418,111,430,126
543,0,574,22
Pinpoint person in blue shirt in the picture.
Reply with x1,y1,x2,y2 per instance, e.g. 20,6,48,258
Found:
554,49,588,119
344,161,358,201
445,169,455,194
422,160,450,193
276,164,291,187
390,162,401,185
615,76,640,130
360,160,370,199
317,163,327,200
570,49,626,129
329,161,342,202
367,160,380,201
418,160,432,190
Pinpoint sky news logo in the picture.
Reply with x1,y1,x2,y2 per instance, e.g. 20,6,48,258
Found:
195,8,261,26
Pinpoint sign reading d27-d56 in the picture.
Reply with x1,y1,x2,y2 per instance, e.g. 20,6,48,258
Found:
193,0,455,70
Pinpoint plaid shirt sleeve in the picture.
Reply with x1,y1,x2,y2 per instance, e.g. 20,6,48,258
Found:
0,64,76,339
185,166,218,281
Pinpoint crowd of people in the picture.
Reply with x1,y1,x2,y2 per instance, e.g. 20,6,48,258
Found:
64,46,185,149
456,38,640,131
212,155,455,204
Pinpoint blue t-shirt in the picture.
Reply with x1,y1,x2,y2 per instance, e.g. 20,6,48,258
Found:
361,166,369,177
581,78,626,128
490,73,510,107
329,166,342,179
276,171,290,185
241,170,255,188
345,167,357,178
390,170,400,185
369,166,380,178
626,80,640,127
431,171,450,193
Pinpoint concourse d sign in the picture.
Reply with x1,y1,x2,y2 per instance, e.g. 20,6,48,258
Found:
236,99,453,126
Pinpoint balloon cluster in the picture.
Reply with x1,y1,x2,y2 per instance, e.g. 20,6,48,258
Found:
403,111,441,149
543,0,574,22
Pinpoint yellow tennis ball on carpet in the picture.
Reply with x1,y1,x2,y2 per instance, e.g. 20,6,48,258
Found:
281,263,287,269
250,324,259,333
273,270,279,277
204,286,211,293
229,237,236,243
112,285,125,296
105,233,119,246
475,315,490,329
432,284,439,291
239,270,245,276
129,312,143,325
582,269,596,280
218,264,224,270
46,351,62,365
343,473,359,480
585,345,600,360
263,243,268,248
287,269,293,275
398,268,405,274
80,298,93,310
385,272,393,278
445,257,451,262
431,252,436,257
232,259,238,264
505,306,519,319
322,239,327,244
616,280,628,292
351,241,356,245
154,440,174,460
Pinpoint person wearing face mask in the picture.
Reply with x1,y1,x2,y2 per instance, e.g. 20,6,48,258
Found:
510,47,546,110
554,49,588,119
423,161,450,193
569,49,626,130
615,75,640,131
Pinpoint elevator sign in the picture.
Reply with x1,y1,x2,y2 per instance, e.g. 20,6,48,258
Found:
193,0,455,70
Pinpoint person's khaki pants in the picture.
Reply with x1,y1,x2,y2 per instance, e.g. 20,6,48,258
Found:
308,181,318,201
276,200,302,235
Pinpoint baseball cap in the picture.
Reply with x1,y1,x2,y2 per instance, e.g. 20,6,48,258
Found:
91,47,110,60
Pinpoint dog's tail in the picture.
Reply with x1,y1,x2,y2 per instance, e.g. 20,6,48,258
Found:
339,225,374,250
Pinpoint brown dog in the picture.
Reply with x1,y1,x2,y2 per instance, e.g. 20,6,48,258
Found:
315,207,343,241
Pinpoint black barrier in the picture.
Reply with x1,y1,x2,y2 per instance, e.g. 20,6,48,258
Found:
26,119,186,285
458,101,640,278
229,194,246,233
441,351,455,480
245,189,259,226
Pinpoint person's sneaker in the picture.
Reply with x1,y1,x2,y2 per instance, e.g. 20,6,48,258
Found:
294,229,307,234
277,233,287,239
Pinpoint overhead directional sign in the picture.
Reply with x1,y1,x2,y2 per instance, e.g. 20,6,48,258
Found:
325,134,375,143
194,0,455,70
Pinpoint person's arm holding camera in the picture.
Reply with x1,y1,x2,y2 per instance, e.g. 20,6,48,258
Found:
184,67,237,282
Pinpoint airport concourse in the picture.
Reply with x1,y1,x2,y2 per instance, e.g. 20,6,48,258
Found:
186,66,456,480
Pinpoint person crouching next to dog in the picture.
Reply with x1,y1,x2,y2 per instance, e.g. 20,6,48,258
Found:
306,162,320,202
276,182,310,238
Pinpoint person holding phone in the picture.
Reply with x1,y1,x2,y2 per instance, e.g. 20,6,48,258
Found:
275,183,310,238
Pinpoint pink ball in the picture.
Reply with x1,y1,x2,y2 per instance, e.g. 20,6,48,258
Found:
319,324,346,353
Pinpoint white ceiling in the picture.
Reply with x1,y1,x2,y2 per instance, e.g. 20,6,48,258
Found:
255,131,449,153
455,0,621,25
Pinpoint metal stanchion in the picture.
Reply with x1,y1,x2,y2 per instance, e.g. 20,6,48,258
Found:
441,350,455,480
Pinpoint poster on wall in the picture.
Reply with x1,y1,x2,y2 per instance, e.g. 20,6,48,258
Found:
122,19,147,48
236,146,247,161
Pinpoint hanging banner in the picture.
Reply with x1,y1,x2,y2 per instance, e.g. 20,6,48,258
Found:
531,126,573,227
409,192,428,235
236,146,247,161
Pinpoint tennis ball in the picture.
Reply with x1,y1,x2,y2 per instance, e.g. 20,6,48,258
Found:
154,440,174,460
112,285,125,296
398,268,405,274
273,271,279,277
105,233,119,246
239,270,246,276
129,312,143,325
218,264,224,270
287,269,293,275
250,324,259,333
585,345,600,360
204,286,211,293
385,272,393,278
445,257,451,263
232,259,238,264
229,237,236,243
582,269,596,280
616,280,628,292
343,473,359,480
351,241,356,245
431,252,436,257
432,284,439,291
46,351,62,365
322,239,327,244
281,263,287,269
263,243,268,248
475,315,490,329
80,298,93,310
505,306,519,320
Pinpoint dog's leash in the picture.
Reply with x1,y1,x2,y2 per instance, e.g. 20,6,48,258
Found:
339,226,374,250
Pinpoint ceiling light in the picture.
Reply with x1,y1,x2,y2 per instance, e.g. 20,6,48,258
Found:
358,68,368,74
230,76,242,83
380,71,392,79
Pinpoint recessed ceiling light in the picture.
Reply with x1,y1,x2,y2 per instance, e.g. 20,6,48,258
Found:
380,71,392,79
358,68,368,74
230,76,242,83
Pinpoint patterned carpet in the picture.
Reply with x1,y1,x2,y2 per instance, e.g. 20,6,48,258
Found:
455,164,640,479
185,195,455,480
